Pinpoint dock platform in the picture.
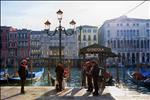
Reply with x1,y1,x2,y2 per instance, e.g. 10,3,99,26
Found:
1,86,150,100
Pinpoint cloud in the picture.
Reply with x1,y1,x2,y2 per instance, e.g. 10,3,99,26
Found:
1,1,149,30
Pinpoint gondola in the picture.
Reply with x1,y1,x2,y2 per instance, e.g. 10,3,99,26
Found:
8,68,44,83
127,69,150,89
0,71,9,84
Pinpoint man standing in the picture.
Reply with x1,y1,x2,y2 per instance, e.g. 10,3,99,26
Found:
55,62,64,92
91,60,100,96
18,59,28,94
86,61,93,92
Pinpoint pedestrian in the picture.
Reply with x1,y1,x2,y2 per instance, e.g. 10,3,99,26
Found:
91,60,100,96
81,62,87,87
18,59,28,94
55,62,64,92
86,61,93,93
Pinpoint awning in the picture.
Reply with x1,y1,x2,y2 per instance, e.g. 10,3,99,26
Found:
80,43,111,54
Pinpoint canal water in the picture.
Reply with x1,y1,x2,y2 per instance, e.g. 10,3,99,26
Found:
1,66,150,94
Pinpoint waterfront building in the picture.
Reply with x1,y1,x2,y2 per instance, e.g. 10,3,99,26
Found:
7,27,18,67
42,30,78,64
30,31,43,66
76,25,98,58
29,29,78,66
98,16,150,65
17,29,31,61
1,26,10,67
40,31,49,59
30,31,42,59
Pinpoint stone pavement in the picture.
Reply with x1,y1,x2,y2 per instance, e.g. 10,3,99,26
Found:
1,86,150,100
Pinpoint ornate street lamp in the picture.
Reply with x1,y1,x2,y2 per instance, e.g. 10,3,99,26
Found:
44,9,76,63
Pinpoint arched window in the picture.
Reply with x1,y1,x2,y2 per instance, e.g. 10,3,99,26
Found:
147,40,149,49
121,40,123,48
118,53,121,62
132,53,135,64
130,40,133,48
146,23,149,27
83,35,86,41
114,40,116,48
88,35,91,41
144,40,147,49
141,40,143,48
122,53,125,64
127,40,130,48
111,40,113,48
117,40,120,48
127,53,130,64
124,40,127,48
146,53,150,63
93,35,96,41
134,40,136,48
108,40,110,47
137,30,139,36
137,40,139,48
107,30,110,37
142,53,145,63
136,53,139,63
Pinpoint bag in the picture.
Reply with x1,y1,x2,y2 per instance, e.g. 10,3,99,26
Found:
99,69,102,76
62,79,67,90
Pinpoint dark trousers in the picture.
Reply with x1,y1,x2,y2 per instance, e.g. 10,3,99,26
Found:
87,75,93,91
93,77,99,94
20,78,26,93
57,78,63,91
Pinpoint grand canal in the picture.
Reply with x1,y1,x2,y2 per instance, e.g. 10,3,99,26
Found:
1,66,150,94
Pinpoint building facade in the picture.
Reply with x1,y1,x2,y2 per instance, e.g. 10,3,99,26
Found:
17,29,31,61
98,16,150,65
7,28,18,67
44,30,78,60
30,31,42,59
76,25,98,57
1,26,10,67
39,30,78,66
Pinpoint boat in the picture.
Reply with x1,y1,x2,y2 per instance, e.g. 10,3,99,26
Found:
8,68,44,83
0,71,9,84
127,69,150,89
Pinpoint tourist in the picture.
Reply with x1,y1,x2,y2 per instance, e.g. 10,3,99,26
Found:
86,61,93,92
18,59,28,94
55,62,64,92
91,60,100,96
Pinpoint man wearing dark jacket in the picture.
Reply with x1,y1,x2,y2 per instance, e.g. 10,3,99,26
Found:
18,59,28,94
55,62,64,92
91,61,100,96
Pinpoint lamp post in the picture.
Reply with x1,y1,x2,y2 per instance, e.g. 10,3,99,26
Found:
44,9,76,63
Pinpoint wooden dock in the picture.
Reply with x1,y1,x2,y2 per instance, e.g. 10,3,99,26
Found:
1,86,150,100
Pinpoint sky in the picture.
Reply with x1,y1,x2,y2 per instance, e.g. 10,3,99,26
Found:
1,1,150,31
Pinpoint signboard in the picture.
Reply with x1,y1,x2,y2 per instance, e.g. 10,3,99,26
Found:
87,48,104,52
